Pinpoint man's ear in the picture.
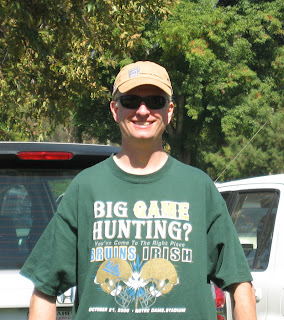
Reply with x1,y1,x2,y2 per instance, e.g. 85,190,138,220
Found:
110,101,119,123
167,101,174,125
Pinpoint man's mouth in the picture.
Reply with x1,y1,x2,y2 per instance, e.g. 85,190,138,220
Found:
134,121,152,126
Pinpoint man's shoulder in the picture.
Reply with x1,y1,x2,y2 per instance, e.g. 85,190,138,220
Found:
73,157,111,183
171,157,211,181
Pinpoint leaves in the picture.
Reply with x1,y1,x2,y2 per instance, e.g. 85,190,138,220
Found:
146,0,283,178
1,0,282,179
0,0,175,140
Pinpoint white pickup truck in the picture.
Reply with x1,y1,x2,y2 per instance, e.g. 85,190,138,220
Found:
216,174,284,320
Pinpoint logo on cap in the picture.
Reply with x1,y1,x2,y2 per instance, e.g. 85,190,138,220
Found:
128,67,140,78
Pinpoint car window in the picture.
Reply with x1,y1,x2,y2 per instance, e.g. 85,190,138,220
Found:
224,191,279,271
220,192,231,204
0,169,80,270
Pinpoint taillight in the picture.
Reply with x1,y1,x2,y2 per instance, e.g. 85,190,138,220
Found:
214,284,226,309
211,282,227,320
17,151,74,160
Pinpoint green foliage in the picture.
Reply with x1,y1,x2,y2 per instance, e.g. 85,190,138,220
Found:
207,111,284,181
1,0,282,180
0,0,174,140
146,0,283,179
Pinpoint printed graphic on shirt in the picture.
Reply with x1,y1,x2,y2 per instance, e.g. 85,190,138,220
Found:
91,200,193,264
94,257,178,309
90,200,192,313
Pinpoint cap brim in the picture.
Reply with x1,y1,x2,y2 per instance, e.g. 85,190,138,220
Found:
117,77,172,96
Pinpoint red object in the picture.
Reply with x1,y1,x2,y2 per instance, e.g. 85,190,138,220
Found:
214,285,226,309
17,151,74,160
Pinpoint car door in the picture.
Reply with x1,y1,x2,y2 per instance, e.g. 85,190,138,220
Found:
218,182,283,320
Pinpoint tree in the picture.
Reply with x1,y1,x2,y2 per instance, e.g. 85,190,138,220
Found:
0,0,174,141
1,0,282,180
141,0,283,179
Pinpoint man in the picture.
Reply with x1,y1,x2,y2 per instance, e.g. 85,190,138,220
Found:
21,61,256,319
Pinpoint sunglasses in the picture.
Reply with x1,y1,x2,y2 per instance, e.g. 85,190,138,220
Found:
119,95,167,110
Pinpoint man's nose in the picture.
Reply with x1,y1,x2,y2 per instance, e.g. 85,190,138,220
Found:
136,101,150,115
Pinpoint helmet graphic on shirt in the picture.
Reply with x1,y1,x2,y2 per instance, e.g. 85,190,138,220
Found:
140,258,178,295
95,258,132,294
94,257,178,309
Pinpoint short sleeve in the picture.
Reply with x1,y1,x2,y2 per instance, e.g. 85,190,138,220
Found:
206,186,253,290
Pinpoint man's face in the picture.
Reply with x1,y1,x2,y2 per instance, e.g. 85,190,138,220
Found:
110,85,174,145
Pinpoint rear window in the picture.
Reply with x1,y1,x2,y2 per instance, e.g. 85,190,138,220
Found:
0,169,80,270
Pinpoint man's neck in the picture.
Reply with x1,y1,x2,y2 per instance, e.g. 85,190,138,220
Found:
113,145,168,175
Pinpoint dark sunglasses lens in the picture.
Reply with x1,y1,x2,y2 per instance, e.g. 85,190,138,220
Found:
120,96,166,109
120,96,140,109
146,96,166,109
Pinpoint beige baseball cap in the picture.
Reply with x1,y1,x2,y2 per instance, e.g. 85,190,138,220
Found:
112,61,173,97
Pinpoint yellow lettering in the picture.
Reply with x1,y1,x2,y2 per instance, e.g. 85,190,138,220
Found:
178,202,189,221
161,201,177,219
148,201,160,218
133,201,147,218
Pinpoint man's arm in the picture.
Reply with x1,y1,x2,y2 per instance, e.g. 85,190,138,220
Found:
229,282,257,320
29,288,57,320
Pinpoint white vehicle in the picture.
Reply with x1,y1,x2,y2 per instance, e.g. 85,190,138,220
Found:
1,144,282,319
216,174,284,320
0,142,120,320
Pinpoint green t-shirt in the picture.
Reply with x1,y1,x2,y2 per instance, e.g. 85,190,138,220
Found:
21,155,252,319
